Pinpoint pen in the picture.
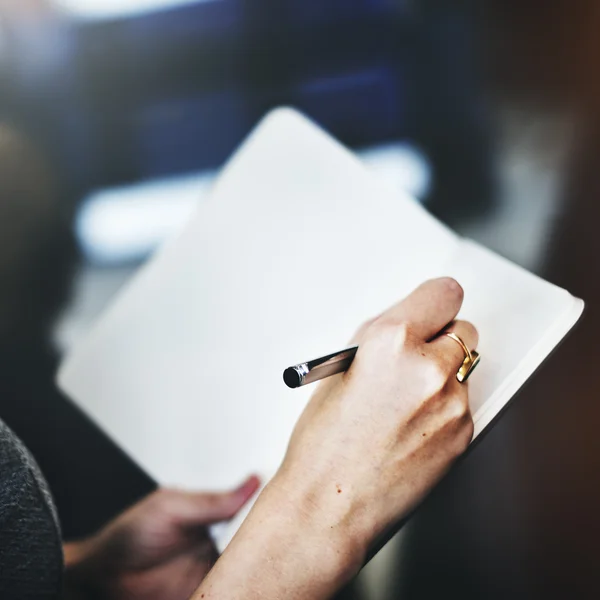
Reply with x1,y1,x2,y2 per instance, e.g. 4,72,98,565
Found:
283,346,358,389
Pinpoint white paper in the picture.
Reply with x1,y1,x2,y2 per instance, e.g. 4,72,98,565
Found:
57,109,583,547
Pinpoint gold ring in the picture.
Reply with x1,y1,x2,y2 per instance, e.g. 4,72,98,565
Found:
444,332,481,383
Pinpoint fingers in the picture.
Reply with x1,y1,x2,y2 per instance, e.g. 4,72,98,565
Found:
429,320,479,372
376,278,464,342
164,475,261,527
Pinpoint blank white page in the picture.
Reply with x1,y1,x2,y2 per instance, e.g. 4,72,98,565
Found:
58,109,459,490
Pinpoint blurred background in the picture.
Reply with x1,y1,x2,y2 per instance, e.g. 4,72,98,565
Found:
1,0,599,598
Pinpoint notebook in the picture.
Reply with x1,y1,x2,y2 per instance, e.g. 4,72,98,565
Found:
57,108,584,549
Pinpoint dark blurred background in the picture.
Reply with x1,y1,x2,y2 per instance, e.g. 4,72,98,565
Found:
0,0,599,598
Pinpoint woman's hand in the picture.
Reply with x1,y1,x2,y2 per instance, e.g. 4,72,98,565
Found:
278,277,477,550
64,478,260,600
194,278,477,600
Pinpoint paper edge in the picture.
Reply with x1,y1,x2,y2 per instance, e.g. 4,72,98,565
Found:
472,296,584,438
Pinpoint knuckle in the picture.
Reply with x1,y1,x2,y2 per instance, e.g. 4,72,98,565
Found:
364,319,412,352
353,316,379,343
362,317,385,338
444,396,470,424
360,319,385,348
392,321,412,349
420,358,449,396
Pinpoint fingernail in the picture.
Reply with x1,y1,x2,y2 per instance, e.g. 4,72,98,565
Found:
236,475,261,495
437,277,463,297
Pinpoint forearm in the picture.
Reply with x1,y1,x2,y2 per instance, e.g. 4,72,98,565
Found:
193,473,366,600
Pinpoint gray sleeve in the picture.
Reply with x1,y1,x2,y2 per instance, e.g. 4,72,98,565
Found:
0,419,63,599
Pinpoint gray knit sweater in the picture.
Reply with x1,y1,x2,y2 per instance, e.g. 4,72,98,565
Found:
0,419,63,599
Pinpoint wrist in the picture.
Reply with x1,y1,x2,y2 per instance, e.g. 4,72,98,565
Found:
193,468,368,599
262,469,368,583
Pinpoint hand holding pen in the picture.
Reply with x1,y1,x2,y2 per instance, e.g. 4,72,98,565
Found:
197,279,480,599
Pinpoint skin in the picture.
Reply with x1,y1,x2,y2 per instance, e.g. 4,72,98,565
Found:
65,277,477,600
193,277,477,599
63,478,261,600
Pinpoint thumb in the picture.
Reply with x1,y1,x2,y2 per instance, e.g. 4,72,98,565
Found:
166,476,261,527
